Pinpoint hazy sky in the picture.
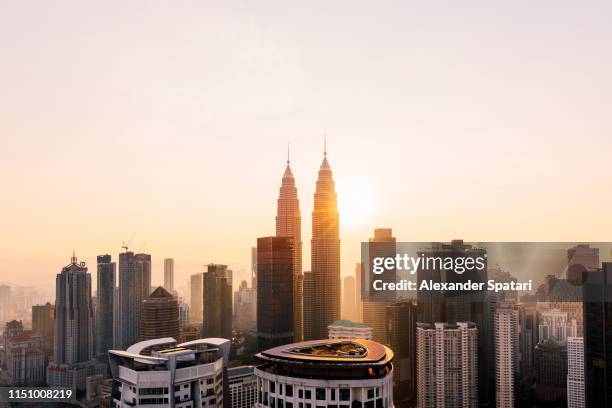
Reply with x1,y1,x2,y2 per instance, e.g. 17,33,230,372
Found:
2,1,612,295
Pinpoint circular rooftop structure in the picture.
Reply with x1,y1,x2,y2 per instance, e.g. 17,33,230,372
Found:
255,339,393,380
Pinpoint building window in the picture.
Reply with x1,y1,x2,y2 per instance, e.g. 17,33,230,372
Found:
316,389,326,400
305,390,312,400
299,390,303,399
339,389,350,401
367,389,374,400
286,385,293,397
270,382,276,393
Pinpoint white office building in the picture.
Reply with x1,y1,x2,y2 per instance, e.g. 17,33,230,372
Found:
255,339,394,408
179,303,190,330
328,320,373,340
417,322,478,408
228,365,257,408
567,337,585,408
109,337,230,408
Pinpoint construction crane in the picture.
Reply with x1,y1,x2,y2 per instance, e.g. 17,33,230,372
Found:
121,230,137,252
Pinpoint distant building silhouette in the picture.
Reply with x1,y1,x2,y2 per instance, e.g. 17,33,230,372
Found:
164,258,175,292
190,272,203,324
341,275,358,322
6,330,46,386
302,271,314,340
234,280,256,333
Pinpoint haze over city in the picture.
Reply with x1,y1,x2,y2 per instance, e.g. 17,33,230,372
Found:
2,1,612,291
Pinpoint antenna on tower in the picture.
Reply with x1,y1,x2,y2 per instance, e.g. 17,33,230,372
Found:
324,134,327,156
287,143,290,164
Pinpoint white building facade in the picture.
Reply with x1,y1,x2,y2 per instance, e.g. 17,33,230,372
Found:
567,337,585,408
417,322,478,408
327,320,373,340
254,339,394,408
228,365,257,408
109,337,230,408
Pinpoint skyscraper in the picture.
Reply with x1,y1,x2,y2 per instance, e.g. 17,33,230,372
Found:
256,236,294,351
96,254,115,356
567,336,585,408
495,305,520,408
118,251,142,348
535,339,567,405
6,330,46,386
32,302,54,361
386,301,417,407
140,286,179,341
275,152,303,342
417,322,478,408
583,262,612,406
47,254,103,392
190,272,203,324
363,228,396,344
202,264,233,339
164,258,175,292
135,252,152,297
310,146,340,339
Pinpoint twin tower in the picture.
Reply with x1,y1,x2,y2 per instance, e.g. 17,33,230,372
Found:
273,147,340,342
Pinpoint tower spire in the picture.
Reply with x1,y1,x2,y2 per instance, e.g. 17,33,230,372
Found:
71,249,77,264
324,134,327,156
287,143,290,164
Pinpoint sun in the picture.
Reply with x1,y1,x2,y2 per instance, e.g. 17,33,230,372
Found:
337,177,376,227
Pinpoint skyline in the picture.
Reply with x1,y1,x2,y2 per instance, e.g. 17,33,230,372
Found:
3,1,612,289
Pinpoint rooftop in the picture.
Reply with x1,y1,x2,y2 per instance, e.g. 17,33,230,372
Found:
257,338,392,365
328,320,370,329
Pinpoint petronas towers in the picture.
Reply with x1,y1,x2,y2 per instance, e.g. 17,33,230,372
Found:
273,145,340,341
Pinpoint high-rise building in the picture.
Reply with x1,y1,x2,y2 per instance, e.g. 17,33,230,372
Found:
179,302,190,330
355,263,363,323
190,272,203,324
416,240,490,405
341,275,358,322
583,262,612,406
538,308,577,343
96,254,115,355
6,330,46,386
257,236,294,351
47,254,104,392
302,271,314,340
254,339,394,408
228,365,257,408
275,153,303,342
118,251,151,349
417,322,478,408
234,280,256,333
386,301,417,407
109,337,230,408
310,147,340,340
164,258,175,292
140,286,179,341
202,264,233,340
32,302,54,361
567,244,599,283
327,320,372,339
495,305,520,408
567,336,585,408
363,228,396,344
534,339,567,405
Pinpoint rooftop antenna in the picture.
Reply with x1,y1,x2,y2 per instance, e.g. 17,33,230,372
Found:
324,134,327,156
287,143,290,164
